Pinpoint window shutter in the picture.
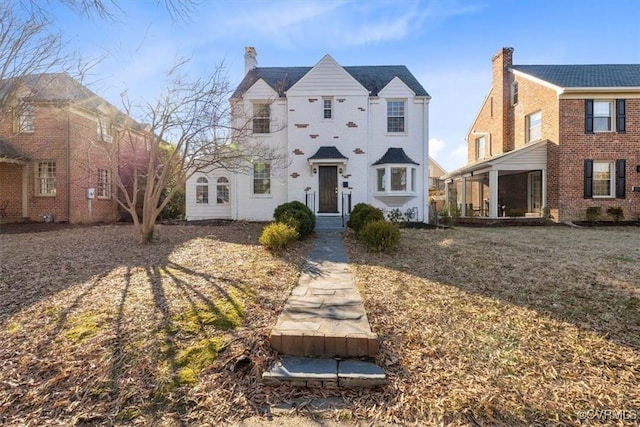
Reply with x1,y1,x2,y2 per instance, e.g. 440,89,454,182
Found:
585,99,594,133
616,159,626,198
584,159,593,198
616,99,626,133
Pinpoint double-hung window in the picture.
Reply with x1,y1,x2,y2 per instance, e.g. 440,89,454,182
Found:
323,97,333,119
584,159,626,199
97,169,111,198
253,103,270,134
36,161,56,196
18,105,35,133
196,177,208,203
387,100,405,133
585,99,625,133
475,136,486,160
253,162,271,195
527,111,542,142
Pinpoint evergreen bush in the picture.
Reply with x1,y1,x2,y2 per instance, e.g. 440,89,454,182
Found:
258,222,299,251
347,203,384,232
273,201,315,238
358,220,401,252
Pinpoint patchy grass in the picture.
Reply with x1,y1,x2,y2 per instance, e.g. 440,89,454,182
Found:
0,223,638,426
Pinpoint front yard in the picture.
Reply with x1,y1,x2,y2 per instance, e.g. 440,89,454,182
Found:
0,223,638,425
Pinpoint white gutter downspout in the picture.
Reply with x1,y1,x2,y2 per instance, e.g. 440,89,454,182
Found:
423,98,430,223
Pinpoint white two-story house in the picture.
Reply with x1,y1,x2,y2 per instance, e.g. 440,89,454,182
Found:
185,47,431,224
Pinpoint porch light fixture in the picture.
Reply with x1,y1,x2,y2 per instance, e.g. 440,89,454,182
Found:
313,167,317,174
339,167,343,174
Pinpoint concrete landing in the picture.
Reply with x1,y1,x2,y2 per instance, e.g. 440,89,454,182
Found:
269,231,379,358
263,357,387,388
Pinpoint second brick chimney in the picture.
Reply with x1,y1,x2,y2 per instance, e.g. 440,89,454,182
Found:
492,47,515,153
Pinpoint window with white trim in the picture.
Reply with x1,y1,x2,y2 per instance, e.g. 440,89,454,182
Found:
375,166,417,194
323,97,333,119
527,111,542,142
511,81,518,105
593,101,612,132
97,168,111,198
18,104,35,133
390,168,407,191
387,100,405,133
216,177,230,204
36,161,56,196
196,177,208,203
253,162,271,195
377,169,385,191
475,136,486,160
252,102,270,134
592,161,614,197
97,119,112,143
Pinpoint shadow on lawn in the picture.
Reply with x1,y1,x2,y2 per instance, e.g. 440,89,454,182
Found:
0,221,303,424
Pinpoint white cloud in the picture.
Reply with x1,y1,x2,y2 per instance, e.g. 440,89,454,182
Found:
429,137,445,158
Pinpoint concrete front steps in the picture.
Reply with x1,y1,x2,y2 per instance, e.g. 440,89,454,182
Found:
262,357,387,388
262,230,386,388
315,215,347,230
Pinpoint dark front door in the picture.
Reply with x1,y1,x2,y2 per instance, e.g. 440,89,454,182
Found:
318,166,338,213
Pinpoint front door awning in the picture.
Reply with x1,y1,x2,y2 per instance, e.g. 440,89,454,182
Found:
307,146,348,165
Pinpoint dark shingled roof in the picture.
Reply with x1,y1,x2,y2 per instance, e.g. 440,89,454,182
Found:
372,147,419,166
511,64,640,88
232,65,429,98
0,139,30,162
307,146,348,161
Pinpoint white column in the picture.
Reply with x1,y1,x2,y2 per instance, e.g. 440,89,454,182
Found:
489,169,499,218
461,177,467,217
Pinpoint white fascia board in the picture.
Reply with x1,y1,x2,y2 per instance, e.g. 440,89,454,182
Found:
511,68,564,96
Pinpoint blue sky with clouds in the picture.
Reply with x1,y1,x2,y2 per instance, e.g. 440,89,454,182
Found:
45,0,640,172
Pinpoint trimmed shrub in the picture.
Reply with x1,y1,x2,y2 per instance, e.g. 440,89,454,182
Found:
606,206,624,223
586,206,601,222
347,203,384,233
273,201,315,238
359,220,401,252
259,222,299,251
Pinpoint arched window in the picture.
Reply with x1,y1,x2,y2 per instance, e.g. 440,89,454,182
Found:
196,177,208,203
216,177,230,204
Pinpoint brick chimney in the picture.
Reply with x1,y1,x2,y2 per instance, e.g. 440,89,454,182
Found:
492,47,514,153
244,47,258,75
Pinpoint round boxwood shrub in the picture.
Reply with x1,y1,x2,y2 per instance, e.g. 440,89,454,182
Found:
347,203,384,233
273,201,315,238
358,220,401,252
259,222,299,251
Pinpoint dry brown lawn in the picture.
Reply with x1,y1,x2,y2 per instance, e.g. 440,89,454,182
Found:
0,223,639,426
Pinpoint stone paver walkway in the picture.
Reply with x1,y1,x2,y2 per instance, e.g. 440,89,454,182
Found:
263,229,386,388
268,230,379,357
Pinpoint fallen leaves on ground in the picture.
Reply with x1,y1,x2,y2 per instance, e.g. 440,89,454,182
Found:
0,224,638,426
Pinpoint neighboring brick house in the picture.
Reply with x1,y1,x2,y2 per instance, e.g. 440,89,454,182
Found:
185,48,431,223
0,73,145,224
443,47,640,222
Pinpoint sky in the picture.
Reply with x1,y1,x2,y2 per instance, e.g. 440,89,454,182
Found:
42,0,640,172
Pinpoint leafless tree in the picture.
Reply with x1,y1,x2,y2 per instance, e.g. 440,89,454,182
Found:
0,3,70,116
112,63,285,242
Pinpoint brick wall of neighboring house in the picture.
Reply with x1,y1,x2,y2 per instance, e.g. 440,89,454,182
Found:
0,163,23,220
557,98,640,221
0,102,123,224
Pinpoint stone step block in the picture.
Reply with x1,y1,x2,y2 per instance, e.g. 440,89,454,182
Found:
270,331,379,357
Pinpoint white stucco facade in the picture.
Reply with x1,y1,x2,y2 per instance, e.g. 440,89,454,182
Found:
185,52,431,223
